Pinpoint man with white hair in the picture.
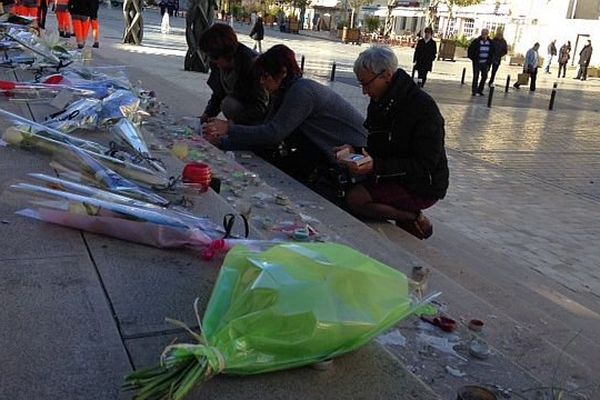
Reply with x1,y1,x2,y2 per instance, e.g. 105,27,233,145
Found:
335,46,449,240
467,28,493,96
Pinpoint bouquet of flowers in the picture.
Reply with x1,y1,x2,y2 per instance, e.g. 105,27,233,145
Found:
0,108,108,154
50,143,170,206
99,89,140,124
44,98,102,132
4,28,61,65
1,109,169,187
123,243,421,400
110,119,165,173
0,80,96,102
11,180,272,255
42,68,131,99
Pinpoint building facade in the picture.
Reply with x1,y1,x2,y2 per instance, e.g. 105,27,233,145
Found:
349,0,598,65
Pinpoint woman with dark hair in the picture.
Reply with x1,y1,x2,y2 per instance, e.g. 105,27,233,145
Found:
204,44,367,183
198,23,268,125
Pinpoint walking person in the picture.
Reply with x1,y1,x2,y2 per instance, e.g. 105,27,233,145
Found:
68,0,91,48
575,40,593,81
412,26,436,87
488,30,507,86
18,0,39,20
54,0,72,37
557,41,571,78
88,0,100,47
467,28,493,96
249,12,264,53
514,43,540,91
544,40,557,74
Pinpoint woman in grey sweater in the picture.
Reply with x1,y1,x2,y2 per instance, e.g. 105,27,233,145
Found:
204,44,367,182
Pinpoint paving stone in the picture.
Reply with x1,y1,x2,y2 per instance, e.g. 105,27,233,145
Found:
126,333,439,400
0,256,131,399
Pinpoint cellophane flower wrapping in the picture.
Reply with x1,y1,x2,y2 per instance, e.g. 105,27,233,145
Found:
204,243,412,373
44,98,102,132
124,243,415,400
11,182,227,248
99,89,140,125
51,143,170,206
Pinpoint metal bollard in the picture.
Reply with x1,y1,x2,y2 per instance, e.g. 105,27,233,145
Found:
549,82,558,110
487,85,495,108
300,55,305,72
330,61,336,82
505,75,511,93
461,67,466,85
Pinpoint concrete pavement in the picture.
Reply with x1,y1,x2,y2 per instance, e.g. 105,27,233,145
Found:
1,5,599,399
99,9,600,396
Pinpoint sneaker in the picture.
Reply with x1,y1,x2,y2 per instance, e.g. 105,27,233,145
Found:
77,44,84,49
477,91,485,96
93,42,99,48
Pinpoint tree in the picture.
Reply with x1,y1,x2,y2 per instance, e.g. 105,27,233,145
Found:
348,0,373,28
424,0,483,36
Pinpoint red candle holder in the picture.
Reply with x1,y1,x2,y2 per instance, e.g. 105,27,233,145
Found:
182,162,212,192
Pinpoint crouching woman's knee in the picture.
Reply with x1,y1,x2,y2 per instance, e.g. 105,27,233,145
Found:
345,184,371,213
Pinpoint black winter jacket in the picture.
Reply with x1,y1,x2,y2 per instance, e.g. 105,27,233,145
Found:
413,38,437,71
490,38,507,64
364,69,449,200
249,17,265,41
204,44,268,124
468,36,494,65
68,0,92,17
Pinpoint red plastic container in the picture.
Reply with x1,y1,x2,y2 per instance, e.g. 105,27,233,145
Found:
182,162,212,191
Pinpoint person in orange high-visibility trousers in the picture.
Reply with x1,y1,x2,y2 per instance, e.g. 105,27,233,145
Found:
17,0,39,20
53,0,72,37
68,0,90,48
89,0,100,48
10,0,24,16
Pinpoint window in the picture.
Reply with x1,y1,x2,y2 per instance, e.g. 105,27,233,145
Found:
447,17,457,36
484,21,505,34
463,18,474,37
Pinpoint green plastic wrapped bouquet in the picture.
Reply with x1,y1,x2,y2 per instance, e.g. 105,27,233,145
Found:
124,243,415,399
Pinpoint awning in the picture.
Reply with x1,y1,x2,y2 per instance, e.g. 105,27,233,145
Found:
372,7,425,18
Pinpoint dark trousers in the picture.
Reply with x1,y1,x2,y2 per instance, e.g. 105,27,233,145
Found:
513,67,538,91
576,64,589,80
558,63,567,78
489,62,500,85
472,63,489,94
37,0,47,29
529,67,538,91
417,69,429,87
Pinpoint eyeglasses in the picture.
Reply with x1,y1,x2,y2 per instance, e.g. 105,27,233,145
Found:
358,71,384,88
